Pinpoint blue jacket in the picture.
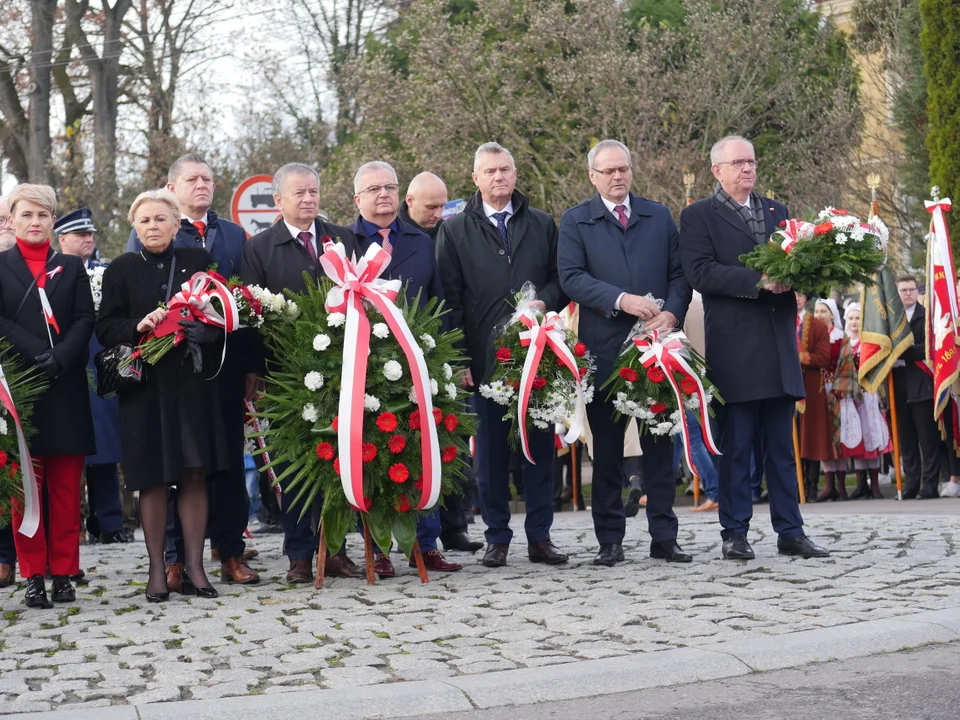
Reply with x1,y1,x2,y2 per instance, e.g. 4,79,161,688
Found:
558,193,691,374
125,210,246,278
348,216,446,314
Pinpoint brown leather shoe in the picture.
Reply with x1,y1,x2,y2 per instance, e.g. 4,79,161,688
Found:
0,563,14,588
165,562,184,593
411,549,462,572
221,557,260,585
373,552,396,579
211,548,259,562
324,554,365,579
286,558,313,584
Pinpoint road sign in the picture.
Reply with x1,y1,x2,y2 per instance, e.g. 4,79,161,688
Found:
231,175,279,237
442,199,466,220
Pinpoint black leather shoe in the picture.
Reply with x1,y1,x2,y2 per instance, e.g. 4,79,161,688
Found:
51,576,76,603
650,540,692,563
442,532,484,553
181,574,219,598
917,488,940,499
777,535,830,558
722,534,755,560
594,543,625,566
24,575,53,609
901,486,919,500
100,530,133,544
481,543,509,567
624,488,643,518
528,540,569,565
145,589,170,603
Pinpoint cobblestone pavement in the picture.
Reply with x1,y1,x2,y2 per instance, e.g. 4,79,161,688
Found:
1,508,958,715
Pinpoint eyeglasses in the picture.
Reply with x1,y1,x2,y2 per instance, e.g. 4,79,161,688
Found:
591,166,632,177
716,159,759,169
0,218,9,228
359,183,400,196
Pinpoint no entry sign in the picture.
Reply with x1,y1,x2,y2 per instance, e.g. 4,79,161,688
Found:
231,175,279,237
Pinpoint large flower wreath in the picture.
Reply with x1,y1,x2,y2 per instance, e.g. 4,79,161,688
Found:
479,285,594,463
603,322,721,476
740,208,888,297
254,247,475,561
0,342,48,529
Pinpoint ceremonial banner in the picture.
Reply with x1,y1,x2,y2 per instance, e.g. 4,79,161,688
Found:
924,196,958,421
858,266,913,394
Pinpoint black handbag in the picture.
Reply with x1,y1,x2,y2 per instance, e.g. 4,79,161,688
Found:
94,253,177,399
94,344,143,399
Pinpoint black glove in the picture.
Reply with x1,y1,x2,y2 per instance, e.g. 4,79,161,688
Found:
178,320,224,345
185,341,203,374
34,352,61,378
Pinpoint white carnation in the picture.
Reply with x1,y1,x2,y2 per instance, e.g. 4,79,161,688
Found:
301,404,318,423
445,382,458,400
364,394,381,412
284,300,301,319
408,386,418,403
420,334,436,350
372,323,390,339
443,363,453,380
313,334,331,351
304,371,324,391
383,360,403,382
327,312,346,327
430,379,439,396
0,416,7,435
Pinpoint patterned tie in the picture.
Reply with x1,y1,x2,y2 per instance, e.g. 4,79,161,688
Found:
298,231,318,264
613,204,628,228
377,227,393,255
492,211,510,255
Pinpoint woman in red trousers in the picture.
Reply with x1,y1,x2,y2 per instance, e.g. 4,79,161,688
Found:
0,184,96,608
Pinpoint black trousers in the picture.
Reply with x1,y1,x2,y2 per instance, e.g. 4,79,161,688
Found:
908,399,943,493
892,368,921,488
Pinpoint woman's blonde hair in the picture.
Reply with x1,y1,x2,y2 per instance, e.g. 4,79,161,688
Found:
8,184,57,215
128,188,181,224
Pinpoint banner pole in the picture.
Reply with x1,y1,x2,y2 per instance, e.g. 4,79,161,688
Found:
888,373,904,500
793,412,806,504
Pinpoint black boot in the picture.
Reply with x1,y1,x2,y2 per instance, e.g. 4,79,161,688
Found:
804,461,821,503
836,470,848,500
870,469,884,499
814,472,838,502
848,470,870,500
24,575,53,609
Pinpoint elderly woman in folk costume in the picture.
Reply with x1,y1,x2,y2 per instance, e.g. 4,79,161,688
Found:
811,298,850,501
837,303,892,499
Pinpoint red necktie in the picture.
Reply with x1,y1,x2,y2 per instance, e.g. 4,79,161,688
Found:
298,231,318,264
614,204,628,228
377,227,393,255
193,221,206,238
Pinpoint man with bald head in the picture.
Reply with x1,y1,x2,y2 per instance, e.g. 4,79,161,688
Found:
0,197,16,251
399,172,448,240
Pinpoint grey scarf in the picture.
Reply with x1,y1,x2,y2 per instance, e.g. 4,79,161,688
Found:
715,186,767,245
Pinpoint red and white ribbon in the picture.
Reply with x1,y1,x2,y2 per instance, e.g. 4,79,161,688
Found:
632,329,720,476
926,198,957,325
515,310,585,464
320,243,441,512
775,219,815,254
244,399,282,502
0,364,39,538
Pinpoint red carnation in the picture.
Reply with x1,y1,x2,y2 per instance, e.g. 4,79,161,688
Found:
441,446,457,463
574,343,587,358
395,495,411,512
650,402,668,414
414,476,424,492
389,463,410,484
331,416,339,432
409,410,421,431
444,414,459,432
579,367,588,378
496,347,512,363
433,408,443,425
532,377,547,390
388,434,407,454
315,442,335,461
814,222,834,236
647,367,667,384
619,367,638,382
321,235,333,246
830,208,848,215
0,451,7,469
376,412,398,433
362,443,377,463
779,220,787,228
333,458,341,475
680,377,698,395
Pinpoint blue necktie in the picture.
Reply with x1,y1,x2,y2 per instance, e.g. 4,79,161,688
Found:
492,211,510,255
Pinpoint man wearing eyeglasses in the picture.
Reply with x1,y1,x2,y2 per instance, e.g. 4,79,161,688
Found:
679,135,829,561
0,197,16,251
346,160,463,578
558,139,693,568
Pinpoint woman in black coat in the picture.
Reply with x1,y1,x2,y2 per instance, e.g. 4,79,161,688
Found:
0,184,95,609
96,189,229,603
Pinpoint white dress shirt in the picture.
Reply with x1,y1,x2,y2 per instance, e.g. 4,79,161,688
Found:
285,220,317,257
482,200,514,228
183,212,209,226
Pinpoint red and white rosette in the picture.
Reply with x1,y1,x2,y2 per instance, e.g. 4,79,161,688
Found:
516,310,586,464
320,243,441,512
0,364,39,538
775,219,815,254
632,329,720,476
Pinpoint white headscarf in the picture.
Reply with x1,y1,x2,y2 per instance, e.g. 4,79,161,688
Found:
844,302,861,340
815,298,844,342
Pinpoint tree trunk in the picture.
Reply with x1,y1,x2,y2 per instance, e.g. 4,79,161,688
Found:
27,0,56,182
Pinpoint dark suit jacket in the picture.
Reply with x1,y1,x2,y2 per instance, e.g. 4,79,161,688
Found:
348,216,445,313
558,192,691,376
899,303,934,403
679,194,802,404
0,246,96,456
126,210,246,278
